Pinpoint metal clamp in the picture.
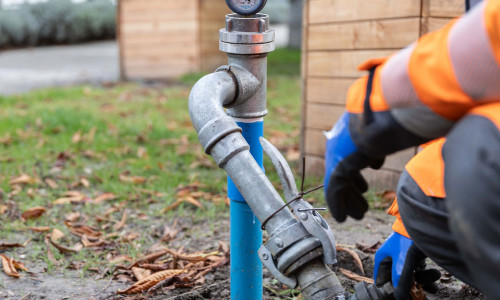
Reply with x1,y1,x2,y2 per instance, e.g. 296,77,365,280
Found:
260,137,338,265
258,246,297,288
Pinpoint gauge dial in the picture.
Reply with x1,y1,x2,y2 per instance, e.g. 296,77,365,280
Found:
225,0,267,16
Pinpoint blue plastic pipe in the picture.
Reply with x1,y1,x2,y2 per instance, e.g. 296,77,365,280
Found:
228,118,264,300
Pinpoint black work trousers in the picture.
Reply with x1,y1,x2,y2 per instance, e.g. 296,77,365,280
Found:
397,114,500,300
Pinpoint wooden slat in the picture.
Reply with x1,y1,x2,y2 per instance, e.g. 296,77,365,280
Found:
304,155,325,177
304,155,404,190
309,0,421,24
421,17,454,34
121,20,197,34
309,18,420,50
121,8,195,22
121,0,197,12
306,78,356,105
422,0,464,18
307,50,395,78
361,168,402,190
304,129,326,157
122,34,197,47
305,103,344,130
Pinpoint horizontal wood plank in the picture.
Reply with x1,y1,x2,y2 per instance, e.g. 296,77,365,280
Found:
307,50,395,78
306,78,355,105
303,154,404,190
121,20,197,34
421,17,454,34
422,0,464,17
121,0,197,12
304,129,326,157
308,18,420,50
309,0,421,24
305,103,344,130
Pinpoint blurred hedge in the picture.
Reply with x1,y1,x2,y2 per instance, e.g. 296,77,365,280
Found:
0,0,116,49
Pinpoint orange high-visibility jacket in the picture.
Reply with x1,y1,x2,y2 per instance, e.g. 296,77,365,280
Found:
346,0,500,145
388,103,500,238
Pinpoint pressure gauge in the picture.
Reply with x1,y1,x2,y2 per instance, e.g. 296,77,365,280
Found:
225,0,267,16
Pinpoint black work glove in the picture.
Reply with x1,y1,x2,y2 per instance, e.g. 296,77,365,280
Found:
375,241,441,300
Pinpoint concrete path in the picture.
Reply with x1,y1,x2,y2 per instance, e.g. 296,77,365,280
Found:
0,41,119,95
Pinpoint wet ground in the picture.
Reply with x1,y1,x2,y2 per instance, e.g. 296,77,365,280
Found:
0,210,484,300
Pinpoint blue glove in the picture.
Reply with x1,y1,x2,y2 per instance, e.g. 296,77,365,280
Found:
374,232,441,300
324,112,384,222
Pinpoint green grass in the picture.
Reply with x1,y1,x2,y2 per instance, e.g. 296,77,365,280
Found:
0,48,306,279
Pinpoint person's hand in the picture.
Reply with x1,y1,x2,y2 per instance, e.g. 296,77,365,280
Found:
374,232,441,300
324,112,384,222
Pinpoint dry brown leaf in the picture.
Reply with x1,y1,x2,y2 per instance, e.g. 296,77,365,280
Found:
44,235,60,266
50,228,65,242
93,193,116,204
138,263,169,272
9,174,35,185
80,177,90,188
81,235,106,248
181,196,204,210
109,255,134,264
65,212,81,223
132,267,152,281
0,242,23,250
161,222,179,242
67,223,102,238
117,269,186,294
0,204,7,215
338,268,373,284
53,194,86,205
130,250,168,269
114,210,127,231
44,178,58,189
337,246,365,275
28,226,51,232
72,130,82,143
162,199,182,213
0,254,22,277
137,147,148,159
21,206,46,221
85,126,97,143
119,173,147,184
49,239,81,254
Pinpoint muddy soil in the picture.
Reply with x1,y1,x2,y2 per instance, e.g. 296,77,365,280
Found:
0,211,483,300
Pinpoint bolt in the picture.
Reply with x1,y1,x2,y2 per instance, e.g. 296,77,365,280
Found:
275,239,284,248
299,212,308,221
262,253,269,260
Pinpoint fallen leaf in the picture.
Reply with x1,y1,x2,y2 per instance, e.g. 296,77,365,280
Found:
109,255,134,264
114,210,127,231
66,222,102,238
49,239,81,254
44,178,59,189
50,228,65,242
119,173,147,184
9,174,34,185
0,205,7,215
21,206,47,221
28,226,51,233
80,177,90,188
72,130,82,143
117,269,186,294
132,267,152,281
0,242,23,250
130,250,168,269
1,254,21,277
44,235,60,266
337,246,365,275
338,268,373,284
65,212,81,223
182,196,204,210
356,241,382,254
93,193,116,204
81,235,106,248
137,147,148,158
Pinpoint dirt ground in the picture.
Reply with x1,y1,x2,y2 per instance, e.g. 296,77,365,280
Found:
0,209,484,300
